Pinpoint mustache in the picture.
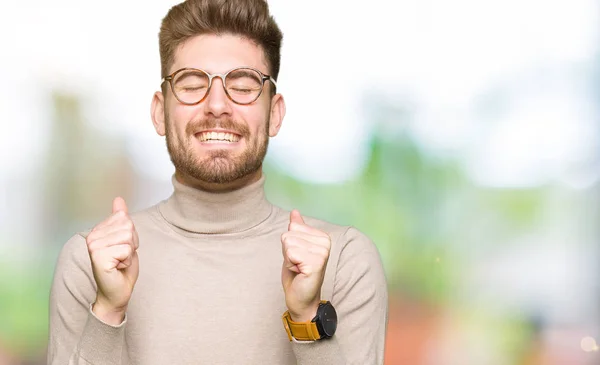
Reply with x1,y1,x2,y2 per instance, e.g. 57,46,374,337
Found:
185,118,250,137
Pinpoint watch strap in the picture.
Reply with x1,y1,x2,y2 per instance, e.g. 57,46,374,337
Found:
281,311,321,341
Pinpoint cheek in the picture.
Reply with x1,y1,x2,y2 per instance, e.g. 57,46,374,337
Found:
169,104,199,135
237,106,269,135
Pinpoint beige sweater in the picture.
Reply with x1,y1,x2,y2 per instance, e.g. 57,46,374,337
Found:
47,175,388,364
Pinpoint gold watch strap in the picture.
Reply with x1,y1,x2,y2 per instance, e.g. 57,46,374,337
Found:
282,310,321,341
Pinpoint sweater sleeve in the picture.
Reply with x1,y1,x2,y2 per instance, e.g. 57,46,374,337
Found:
291,227,389,365
47,233,129,365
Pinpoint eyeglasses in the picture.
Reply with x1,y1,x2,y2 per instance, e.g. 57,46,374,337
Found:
162,67,277,105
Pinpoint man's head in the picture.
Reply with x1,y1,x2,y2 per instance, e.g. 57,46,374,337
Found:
151,0,285,190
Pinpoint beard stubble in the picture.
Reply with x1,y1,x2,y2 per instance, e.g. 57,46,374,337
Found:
164,114,270,184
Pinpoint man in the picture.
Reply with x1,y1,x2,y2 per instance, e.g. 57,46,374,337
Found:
47,0,388,364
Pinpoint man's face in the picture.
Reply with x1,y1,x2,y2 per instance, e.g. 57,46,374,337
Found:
152,34,284,186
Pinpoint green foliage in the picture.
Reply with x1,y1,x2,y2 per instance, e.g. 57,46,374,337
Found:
265,131,549,308
0,259,53,360
265,134,465,304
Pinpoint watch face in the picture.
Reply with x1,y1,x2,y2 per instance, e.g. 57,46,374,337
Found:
319,302,338,337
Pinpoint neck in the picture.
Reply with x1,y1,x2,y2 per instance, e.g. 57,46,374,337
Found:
159,169,273,234
174,168,263,193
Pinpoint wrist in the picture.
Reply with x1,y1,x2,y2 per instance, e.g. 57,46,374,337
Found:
92,298,127,326
289,301,320,322
282,301,338,341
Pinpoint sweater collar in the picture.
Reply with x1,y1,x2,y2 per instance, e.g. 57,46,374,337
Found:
159,174,273,234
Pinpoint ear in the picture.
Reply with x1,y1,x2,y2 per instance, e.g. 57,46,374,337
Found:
268,93,286,137
151,91,166,136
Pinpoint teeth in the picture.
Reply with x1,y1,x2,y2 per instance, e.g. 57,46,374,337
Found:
199,131,240,142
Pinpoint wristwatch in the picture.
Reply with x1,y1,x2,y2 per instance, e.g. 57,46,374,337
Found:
282,301,337,341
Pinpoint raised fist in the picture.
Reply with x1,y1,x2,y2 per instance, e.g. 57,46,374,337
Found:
281,210,331,322
86,197,139,325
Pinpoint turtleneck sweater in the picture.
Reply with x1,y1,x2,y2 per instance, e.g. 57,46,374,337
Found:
47,175,388,365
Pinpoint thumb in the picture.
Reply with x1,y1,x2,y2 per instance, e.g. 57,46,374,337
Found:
112,196,128,214
289,209,305,226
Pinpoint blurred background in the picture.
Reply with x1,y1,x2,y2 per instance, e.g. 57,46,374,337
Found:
1,0,599,364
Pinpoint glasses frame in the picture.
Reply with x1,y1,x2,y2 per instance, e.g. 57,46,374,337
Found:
162,67,277,106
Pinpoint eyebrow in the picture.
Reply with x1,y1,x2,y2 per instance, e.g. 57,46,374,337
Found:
175,70,208,80
227,70,262,80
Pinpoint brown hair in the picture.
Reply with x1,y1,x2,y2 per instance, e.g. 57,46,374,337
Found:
159,0,283,82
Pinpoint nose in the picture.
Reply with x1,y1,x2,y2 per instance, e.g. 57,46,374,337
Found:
203,76,232,118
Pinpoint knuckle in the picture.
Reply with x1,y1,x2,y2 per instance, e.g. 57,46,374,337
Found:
284,246,296,258
286,236,300,247
115,230,132,245
124,219,134,231
310,245,328,257
115,245,132,259
318,236,331,248
127,230,135,243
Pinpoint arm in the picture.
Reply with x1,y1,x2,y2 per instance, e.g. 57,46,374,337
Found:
290,227,389,364
47,234,129,365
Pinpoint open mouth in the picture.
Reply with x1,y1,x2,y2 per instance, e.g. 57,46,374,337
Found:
197,131,241,143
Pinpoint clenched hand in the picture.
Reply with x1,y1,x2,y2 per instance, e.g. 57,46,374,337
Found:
281,210,331,322
86,197,139,325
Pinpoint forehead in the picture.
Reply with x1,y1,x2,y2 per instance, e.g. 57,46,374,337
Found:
171,34,269,75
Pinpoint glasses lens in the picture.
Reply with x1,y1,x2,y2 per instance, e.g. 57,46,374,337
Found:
225,69,263,104
172,70,209,104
